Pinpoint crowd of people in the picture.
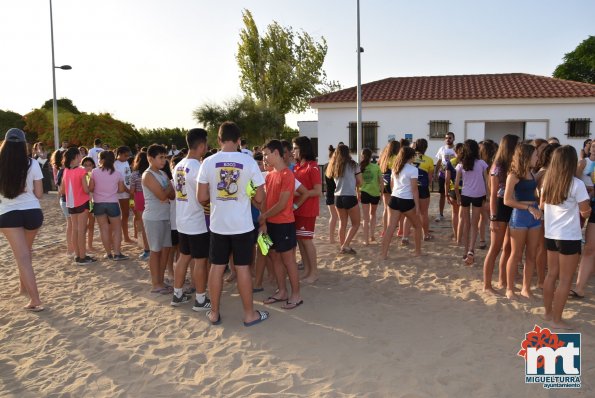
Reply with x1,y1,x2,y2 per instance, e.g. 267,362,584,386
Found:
1,125,593,329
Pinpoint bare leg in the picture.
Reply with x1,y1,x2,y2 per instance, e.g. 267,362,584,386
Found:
498,228,511,289
149,250,165,290
235,265,263,323
381,208,401,260
403,210,423,256
72,211,89,259
520,227,540,299
361,203,370,244
341,205,361,251
300,239,318,283
574,223,595,296
95,215,112,255
482,221,507,293
87,214,95,251
535,224,547,289
2,227,42,307
543,250,559,321
109,216,122,254
381,193,390,236
552,252,580,329
119,198,133,243
193,258,208,295
328,205,338,244
467,205,481,253
174,253,191,289
459,205,470,250
419,198,430,238
337,208,348,247
369,203,378,241
136,211,149,251
280,250,301,305
505,228,527,299
207,264,225,322
450,202,459,241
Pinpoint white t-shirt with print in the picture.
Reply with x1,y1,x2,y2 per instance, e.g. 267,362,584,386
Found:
114,160,131,199
543,177,590,241
391,163,418,199
198,151,265,235
435,145,456,176
0,159,43,215
174,157,207,235
88,147,103,167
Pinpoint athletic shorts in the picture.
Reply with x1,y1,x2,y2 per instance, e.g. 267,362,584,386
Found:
418,186,430,199
171,229,179,246
335,195,358,210
448,190,457,200
325,196,335,206
0,209,44,230
209,230,254,266
134,191,145,212
461,195,485,208
545,238,581,256
388,196,415,213
494,197,513,223
509,207,541,230
590,201,595,223
178,231,209,259
143,219,172,252
295,216,315,240
93,202,121,218
438,176,446,194
360,191,381,205
382,172,392,194
59,198,70,218
68,201,90,215
267,222,297,253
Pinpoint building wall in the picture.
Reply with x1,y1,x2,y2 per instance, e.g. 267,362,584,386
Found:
315,101,595,164
297,121,318,138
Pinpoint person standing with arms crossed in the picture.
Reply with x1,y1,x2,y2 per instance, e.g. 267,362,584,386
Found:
434,132,456,222
197,122,269,326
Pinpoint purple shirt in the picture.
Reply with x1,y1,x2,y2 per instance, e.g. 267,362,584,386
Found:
91,167,124,203
456,159,488,198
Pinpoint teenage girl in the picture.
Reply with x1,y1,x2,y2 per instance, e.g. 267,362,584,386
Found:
482,135,519,292
61,147,95,264
325,145,338,244
52,149,75,257
325,144,362,254
0,128,44,311
381,147,423,259
478,140,497,249
378,140,400,238
129,151,150,260
81,156,96,252
359,148,382,245
541,146,591,329
404,139,434,242
454,139,489,265
444,143,463,241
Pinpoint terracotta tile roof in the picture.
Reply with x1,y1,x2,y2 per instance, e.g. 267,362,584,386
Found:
310,73,595,104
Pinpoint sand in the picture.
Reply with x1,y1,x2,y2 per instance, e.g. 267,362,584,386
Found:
0,192,593,397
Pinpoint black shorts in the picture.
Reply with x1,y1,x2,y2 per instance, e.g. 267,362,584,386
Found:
178,231,209,259
494,197,513,223
438,176,446,194
209,230,254,266
0,209,44,230
266,222,297,253
360,191,380,205
461,195,485,208
68,201,90,214
590,202,595,223
335,195,358,210
418,186,430,199
388,196,415,213
545,238,582,256
171,230,179,246
325,195,335,206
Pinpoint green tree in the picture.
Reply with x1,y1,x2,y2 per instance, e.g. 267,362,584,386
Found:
41,98,81,114
553,36,595,84
0,109,26,135
236,9,340,122
137,127,188,148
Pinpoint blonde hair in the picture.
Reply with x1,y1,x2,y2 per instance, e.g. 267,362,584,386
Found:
326,144,356,179
392,147,416,176
541,146,578,205
378,140,400,173
509,143,535,179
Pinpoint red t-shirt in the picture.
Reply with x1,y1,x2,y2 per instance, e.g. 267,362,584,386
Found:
265,168,295,224
293,160,321,217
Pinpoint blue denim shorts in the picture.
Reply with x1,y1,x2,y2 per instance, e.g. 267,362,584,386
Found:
509,207,541,230
93,202,121,218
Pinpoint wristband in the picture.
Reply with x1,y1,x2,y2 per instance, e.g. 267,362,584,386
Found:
489,215,497,221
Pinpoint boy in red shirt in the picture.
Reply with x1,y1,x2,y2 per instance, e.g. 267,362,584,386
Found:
260,140,303,309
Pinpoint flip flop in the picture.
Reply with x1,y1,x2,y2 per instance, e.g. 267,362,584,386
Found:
150,286,173,295
24,305,45,312
264,296,287,305
282,300,303,310
253,287,264,293
478,241,487,250
244,310,269,327
569,290,585,299
465,251,475,265
206,310,221,325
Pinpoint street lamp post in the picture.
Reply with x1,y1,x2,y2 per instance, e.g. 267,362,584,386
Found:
356,0,363,162
49,0,71,150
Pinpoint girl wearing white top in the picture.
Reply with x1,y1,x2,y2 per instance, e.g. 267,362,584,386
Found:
0,129,44,312
381,147,422,259
540,146,591,329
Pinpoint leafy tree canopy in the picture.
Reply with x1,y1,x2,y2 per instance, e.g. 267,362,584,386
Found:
553,35,595,84
42,98,81,114
0,109,26,136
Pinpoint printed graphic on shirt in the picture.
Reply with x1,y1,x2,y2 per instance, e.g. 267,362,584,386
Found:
216,162,243,201
175,166,189,201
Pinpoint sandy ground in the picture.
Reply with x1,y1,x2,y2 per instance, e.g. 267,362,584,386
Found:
0,192,593,397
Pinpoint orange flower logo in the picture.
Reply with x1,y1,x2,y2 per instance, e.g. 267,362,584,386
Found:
518,325,565,369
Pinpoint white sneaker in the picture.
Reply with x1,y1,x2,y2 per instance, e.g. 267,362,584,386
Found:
434,215,444,222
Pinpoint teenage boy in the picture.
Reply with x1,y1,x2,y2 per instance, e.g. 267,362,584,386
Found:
260,140,303,309
142,145,175,293
197,121,269,326
171,129,211,311
115,146,133,242
434,132,456,221
88,138,103,166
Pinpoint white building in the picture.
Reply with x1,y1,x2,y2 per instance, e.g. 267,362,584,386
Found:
297,120,318,157
310,73,595,164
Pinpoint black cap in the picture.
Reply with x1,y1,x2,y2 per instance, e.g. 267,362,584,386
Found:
5,128,26,143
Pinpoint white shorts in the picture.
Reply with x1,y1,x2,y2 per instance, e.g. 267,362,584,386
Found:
143,219,172,252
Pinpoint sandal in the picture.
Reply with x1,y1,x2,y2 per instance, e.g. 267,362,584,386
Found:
424,235,434,241
340,247,357,255
478,241,487,250
401,238,409,246
465,251,475,265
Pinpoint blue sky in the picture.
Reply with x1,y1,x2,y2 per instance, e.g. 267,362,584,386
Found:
1,0,594,131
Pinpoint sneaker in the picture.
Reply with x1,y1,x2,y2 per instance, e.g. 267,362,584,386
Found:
434,215,444,222
113,253,129,261
170,293,191,307
138,250,150,260
76,256,97,265
192,297,212,312
103,254,114,260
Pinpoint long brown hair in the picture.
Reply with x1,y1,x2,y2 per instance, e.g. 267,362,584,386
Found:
360,148,372,173
326,144,356,179
461,139,479,171
509,143,535,179
480,140,497,167
393,147,416,175
99,150,116,174
0,141,29,199
492,134,519,175
541,146,578,205
378,140,400,173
